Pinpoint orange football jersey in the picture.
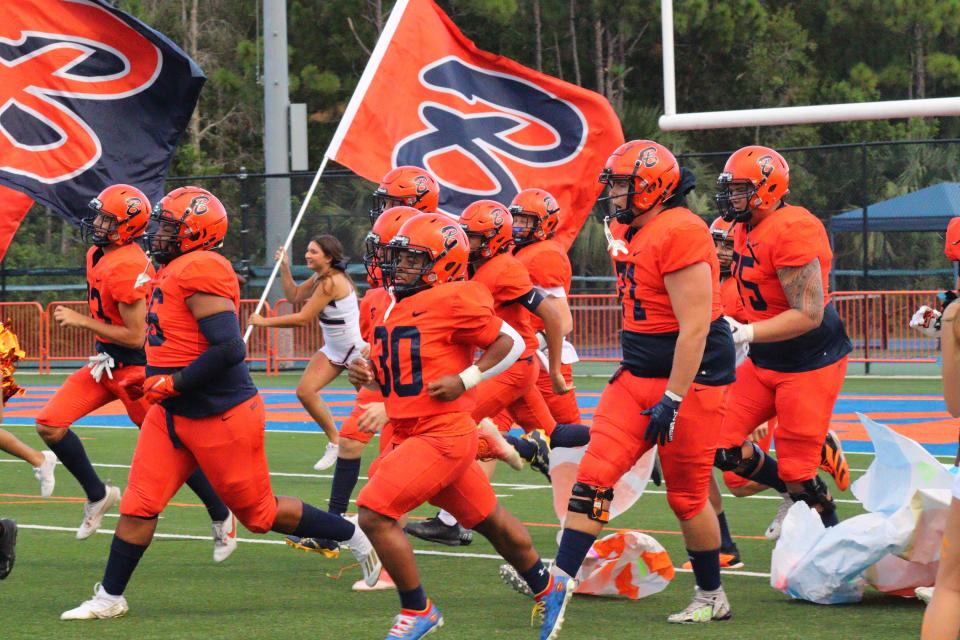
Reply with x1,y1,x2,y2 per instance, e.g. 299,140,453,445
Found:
720,276,747,323
608,208,723,333
86,243,154,339
368,280,503,427
514,239,571,333
470,252,538,356
146,251,240,368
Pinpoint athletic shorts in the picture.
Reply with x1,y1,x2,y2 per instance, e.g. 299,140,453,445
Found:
36,365,149,428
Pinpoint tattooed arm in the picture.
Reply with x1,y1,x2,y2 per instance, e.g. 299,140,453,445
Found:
749,258,825,343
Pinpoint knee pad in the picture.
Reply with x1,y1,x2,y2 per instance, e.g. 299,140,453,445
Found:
789,476,836,514
567,482,614,523
714,442,763,476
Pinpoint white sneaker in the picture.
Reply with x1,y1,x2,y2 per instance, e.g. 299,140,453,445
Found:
211,511,237,563
916,586,934,604
77,485,121,540
33,450,57,498
60,583,129,620
345,515,382,587
666,587,732,623
313,442,339,471
765,494,794,541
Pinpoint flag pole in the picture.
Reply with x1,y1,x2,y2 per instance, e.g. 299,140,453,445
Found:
243,0,412,344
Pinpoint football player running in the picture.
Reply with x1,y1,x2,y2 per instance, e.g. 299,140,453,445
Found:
36,184,235,560
713,146,852,531
349,213,555,639
538,141,737,638
61,187,379,620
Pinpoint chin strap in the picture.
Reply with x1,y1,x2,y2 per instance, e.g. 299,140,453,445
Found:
603,216,629,257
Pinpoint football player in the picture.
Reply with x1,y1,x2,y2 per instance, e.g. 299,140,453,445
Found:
35,184,235,560
404,200,590,546
61,187,380,620
539,141,736,637
713,146,852,530
369,165,440,222
348,213,554,639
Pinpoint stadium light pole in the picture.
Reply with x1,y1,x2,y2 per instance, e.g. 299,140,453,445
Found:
262,0,291,302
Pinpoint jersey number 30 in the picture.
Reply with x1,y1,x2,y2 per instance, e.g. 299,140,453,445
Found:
373,326,423,397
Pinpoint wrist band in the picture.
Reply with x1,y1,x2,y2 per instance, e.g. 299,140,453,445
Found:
664,389,684,403
458,364,483,390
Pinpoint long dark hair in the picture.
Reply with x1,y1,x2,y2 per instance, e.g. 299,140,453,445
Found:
310,234,347,272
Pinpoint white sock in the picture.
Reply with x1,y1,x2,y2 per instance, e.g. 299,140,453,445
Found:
437,510,458,527
97,585,123,602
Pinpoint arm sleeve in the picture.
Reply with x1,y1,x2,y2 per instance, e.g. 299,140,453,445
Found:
172,311,246,391
658,222,714,275
178,255,239,299
771,215,826,268
450,283,503,348
508,288,545,312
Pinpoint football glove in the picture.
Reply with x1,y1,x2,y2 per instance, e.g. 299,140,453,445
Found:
909,305,942,338
724,315,754,345
142,375,179,404
642,393,681,446
87,352,115,383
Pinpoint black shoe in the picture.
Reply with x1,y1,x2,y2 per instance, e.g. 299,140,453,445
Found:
522,430,551,481
0,519,17,580
404,515,462,546
284,535,341,558
458,527,474,546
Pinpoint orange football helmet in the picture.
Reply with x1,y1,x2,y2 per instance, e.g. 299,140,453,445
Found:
146,186,228,264
509,188,560,247
946,217,960,262
716,145,790,222
598,140,680,223
370,166,440,222
82,184,150,246
459,199,513,262
710,217,735,276
364,205,421,286
383,213,468,298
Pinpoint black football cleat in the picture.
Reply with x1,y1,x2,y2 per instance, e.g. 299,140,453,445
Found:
0,519,17,580
404,515,463,546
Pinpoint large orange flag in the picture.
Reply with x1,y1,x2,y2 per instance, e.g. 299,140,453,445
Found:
328,0,623,248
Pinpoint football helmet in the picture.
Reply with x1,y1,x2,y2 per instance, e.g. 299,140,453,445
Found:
598,140,680,224
81,184,150,246
710,217,735,276
363,205,421,286
509,188,560,247
145,187,228,264
370,166,440,222
383,213,468,298
459,199,513,262
946,217,960,261
716,145,790,223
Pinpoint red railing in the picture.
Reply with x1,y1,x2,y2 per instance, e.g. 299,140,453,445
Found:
2,291,947,372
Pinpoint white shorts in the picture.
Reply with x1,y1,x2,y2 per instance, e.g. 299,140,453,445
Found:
319,328,367,367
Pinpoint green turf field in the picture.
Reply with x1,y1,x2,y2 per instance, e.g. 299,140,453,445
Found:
0,372,939,639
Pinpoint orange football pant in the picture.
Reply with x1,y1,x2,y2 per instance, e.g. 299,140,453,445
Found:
36,365,149,428
718,356,848,483
339,386,383,445
577,370,727,521
472,356,556,435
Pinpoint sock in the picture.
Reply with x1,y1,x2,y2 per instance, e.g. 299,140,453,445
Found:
743,451,788,493
49,430,105,503
520,558,551,596
293,502,355,542
328,457,362,516
687,548,722,592
551,423,591,448
555,528,596,579
101,536,147,596
437,510,458,527
399,586,428,612
819,508,839,527
717,511,734,549
185,469,229,522
505,435,537,460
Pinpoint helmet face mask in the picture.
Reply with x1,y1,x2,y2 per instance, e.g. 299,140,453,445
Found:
597,141,680,225
598,171,648,224
145,209,189,264
716,146,790,223
80,211,120,246
81,185,150,246
369,166,440,223
508,188,560,247
382,213,468,299
459,200,512,263
716,173,762,223
143,187,228,264
510,210,539,245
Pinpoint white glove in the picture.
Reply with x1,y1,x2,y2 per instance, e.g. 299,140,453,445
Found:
87,352,115,383
909,305,942,338
724,316,755,346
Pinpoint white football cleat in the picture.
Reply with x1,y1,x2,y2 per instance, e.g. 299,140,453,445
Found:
33,450,57,498
345,515,382,587
211,510,237,563
313,442,339,471
352,568,396,592
667,587,732,623
477,418,524,471
765,493,794,541
916,586,934,604
77,485,121,540
61,583,129,620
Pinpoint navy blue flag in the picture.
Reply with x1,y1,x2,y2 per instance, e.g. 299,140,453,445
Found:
0,0,205,242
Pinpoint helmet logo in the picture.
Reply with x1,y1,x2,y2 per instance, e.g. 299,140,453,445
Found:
125,197,143,217
758,155,775,177
492,210,504,227
639,146,659,168
413,175,429,195
190,196,209,215
440,225,459,250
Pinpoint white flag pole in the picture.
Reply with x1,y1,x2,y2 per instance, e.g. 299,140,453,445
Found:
243,0,412,343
